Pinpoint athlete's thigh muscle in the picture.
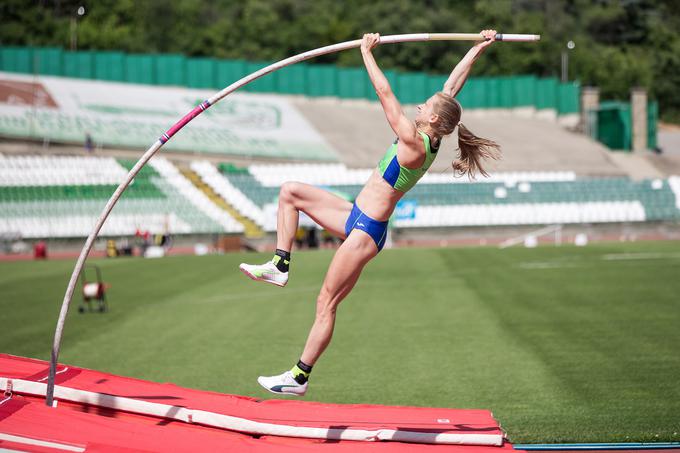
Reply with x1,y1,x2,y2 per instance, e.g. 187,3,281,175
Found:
290,182,353,239
318,230,378,305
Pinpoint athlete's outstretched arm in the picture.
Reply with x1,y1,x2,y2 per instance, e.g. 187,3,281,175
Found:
361,33,417,144
443,29,497,97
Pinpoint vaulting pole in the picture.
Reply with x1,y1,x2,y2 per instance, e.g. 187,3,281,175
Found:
46,32,540,407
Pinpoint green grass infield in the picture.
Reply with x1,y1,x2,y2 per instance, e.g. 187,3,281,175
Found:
1,241,679,443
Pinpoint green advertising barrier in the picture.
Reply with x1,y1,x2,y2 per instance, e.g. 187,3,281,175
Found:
557,81,580,114
276,63,308,95
427,75,448,97
215,59,248,88
94,51,124,81
535,78,558,110
493,78,509,108
337,67,369,99
396,72,428,104
513,76,536,107
155,54,185,86
306,64,336,97
457,78,483,108
245,61,277,93
63,51,94,79
1,46,583,116
125,54,155,84
186,57,215,89
484,78,500,108
0,47,33,73
34,47,63,76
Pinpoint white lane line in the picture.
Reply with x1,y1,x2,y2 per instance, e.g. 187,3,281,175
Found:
602,252,680,261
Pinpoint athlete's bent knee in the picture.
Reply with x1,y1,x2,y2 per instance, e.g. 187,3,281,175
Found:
279,181,302,206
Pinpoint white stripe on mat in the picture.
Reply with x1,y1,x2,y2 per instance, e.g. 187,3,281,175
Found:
0,377,502,446
0,433,85,452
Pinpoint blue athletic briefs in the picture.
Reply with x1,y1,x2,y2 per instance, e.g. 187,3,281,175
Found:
344,203,389,252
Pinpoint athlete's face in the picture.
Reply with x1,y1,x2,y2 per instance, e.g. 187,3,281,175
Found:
416,95,438,126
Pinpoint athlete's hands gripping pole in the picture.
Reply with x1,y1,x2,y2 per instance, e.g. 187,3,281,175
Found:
443,29,497,97
361,33,417,144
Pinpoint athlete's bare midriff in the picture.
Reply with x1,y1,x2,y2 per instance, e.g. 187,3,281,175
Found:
354,169,406,222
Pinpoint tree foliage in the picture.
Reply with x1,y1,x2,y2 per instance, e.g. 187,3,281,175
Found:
2,0,679,120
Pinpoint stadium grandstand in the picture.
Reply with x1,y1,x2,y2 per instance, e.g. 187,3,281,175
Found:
1,66,679,255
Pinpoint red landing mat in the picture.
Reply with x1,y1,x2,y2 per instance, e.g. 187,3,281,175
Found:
0,354,510,452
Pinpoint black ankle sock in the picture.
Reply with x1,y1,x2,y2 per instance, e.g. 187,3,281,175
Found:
292,360,313,384
296,360,312,374
273,249,291,272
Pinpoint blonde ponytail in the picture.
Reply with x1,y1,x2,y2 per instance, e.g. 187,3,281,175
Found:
452,123,501,178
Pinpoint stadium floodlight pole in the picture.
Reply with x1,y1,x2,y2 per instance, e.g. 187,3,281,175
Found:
45,32,540,407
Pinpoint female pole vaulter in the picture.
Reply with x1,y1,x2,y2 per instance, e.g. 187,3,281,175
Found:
240,30,501,395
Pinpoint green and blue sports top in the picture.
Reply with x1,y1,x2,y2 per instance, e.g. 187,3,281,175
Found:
377,131,439,193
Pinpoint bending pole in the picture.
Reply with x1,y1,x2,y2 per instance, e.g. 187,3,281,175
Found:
46,32,540,407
